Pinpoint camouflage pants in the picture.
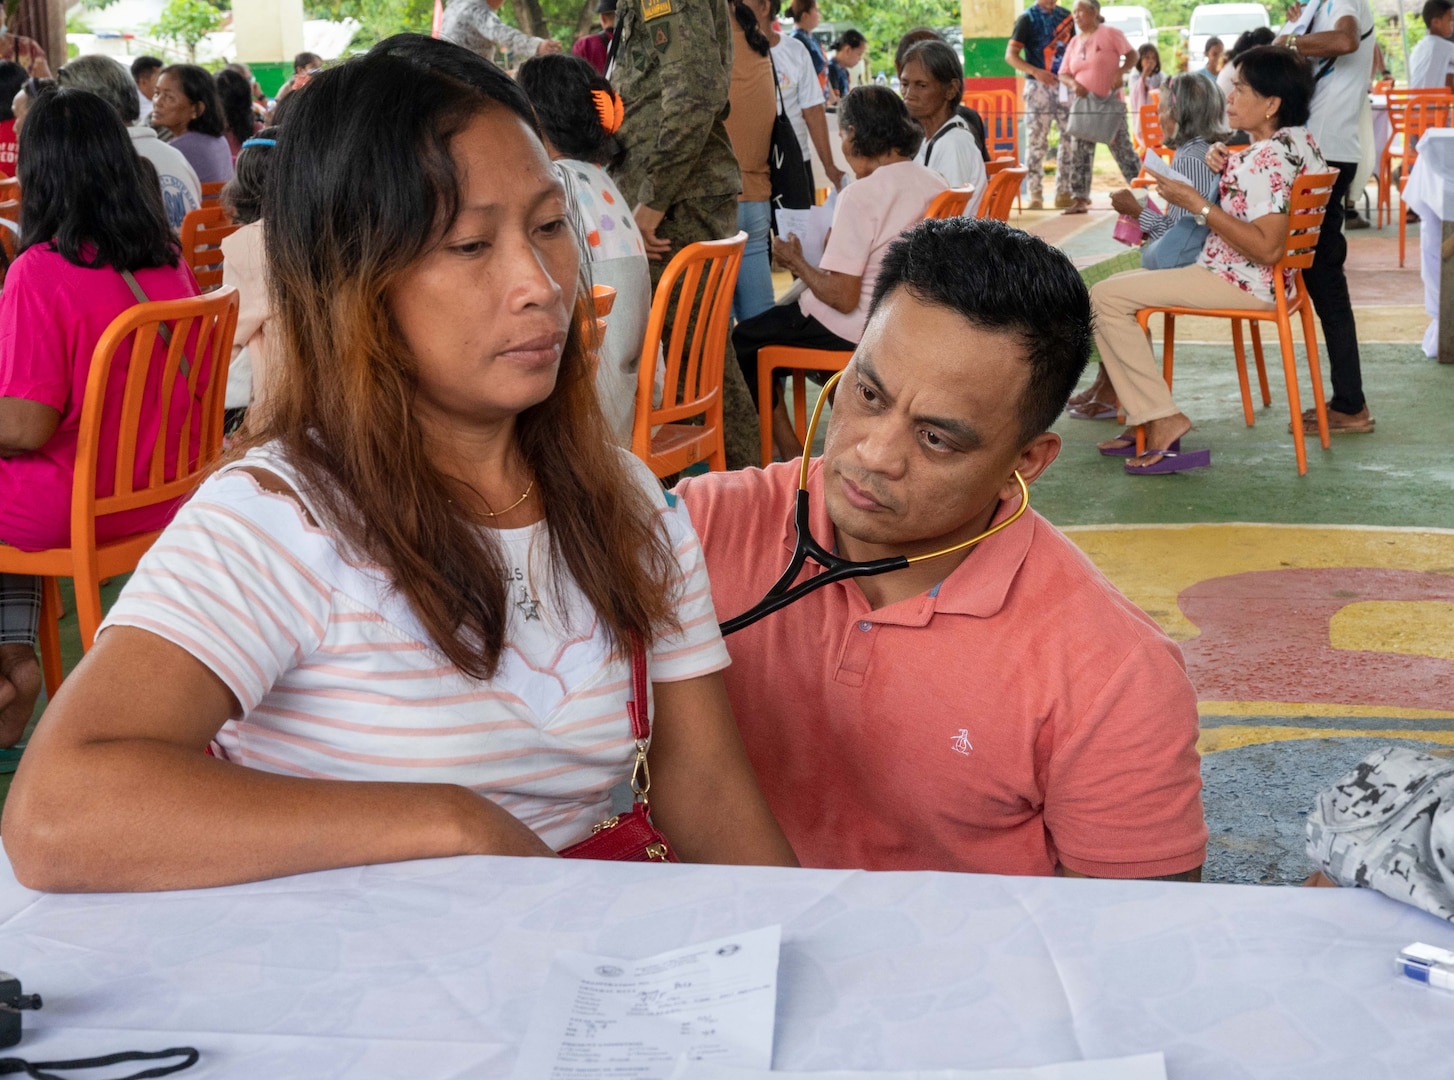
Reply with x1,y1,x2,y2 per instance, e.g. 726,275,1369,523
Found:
653,192,759,471
1023,78,1069,202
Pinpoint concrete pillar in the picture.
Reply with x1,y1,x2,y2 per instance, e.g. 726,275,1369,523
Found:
233,0,306,64
962,0,1019,80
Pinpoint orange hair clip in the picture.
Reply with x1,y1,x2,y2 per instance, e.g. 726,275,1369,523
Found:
590,89,624,135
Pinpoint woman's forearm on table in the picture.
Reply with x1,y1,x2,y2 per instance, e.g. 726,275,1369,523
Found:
3,743,551,892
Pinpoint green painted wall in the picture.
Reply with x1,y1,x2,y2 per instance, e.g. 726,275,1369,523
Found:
963,35,1012,77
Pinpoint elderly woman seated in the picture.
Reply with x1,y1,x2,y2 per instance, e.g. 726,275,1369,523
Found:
1071,72,1230,421
0,88,203,746
3,36,796,892
1088,47,1325,474
732,85,946,460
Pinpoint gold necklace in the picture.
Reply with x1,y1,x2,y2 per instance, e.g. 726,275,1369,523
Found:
479,479,535,519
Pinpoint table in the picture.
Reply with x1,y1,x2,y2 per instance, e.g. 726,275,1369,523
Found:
1401,128,1454,362
2,854,1452,1078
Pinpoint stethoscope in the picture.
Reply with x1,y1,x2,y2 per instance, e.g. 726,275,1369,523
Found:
719,370,1030,636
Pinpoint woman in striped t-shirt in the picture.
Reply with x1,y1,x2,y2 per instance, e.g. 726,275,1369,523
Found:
4,36,797,891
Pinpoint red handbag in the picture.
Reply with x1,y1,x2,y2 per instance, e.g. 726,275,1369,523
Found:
559,631,678,863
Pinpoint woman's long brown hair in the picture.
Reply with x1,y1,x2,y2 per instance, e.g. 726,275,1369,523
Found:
232,35,678,679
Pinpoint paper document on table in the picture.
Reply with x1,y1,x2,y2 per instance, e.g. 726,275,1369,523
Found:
665,1051,1167,1080
775,202,834,268
511,925,782,1080
1141,152,1193,187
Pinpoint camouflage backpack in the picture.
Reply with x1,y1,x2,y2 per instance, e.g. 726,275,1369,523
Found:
1306,746,1454,922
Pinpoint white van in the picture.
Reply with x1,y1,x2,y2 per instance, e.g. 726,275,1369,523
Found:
1186,3,1271,71
1101,6,1157,52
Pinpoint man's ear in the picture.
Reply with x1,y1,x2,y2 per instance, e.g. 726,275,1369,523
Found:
998,431,1061,502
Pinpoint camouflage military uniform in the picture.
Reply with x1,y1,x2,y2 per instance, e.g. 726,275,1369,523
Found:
610,0,758,470
440,0,546,66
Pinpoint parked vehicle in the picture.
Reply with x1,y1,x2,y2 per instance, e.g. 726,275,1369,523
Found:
1101,5,1157,52
1185,3,1271,71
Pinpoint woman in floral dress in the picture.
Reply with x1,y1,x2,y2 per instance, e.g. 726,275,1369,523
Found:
1085,46,1327,475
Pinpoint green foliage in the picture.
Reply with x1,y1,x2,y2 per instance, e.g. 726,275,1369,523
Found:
305,0,434,50
825,0,960,76
152,0,225,62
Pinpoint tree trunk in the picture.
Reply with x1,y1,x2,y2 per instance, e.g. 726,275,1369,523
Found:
509,0,549,38
575,0,597,40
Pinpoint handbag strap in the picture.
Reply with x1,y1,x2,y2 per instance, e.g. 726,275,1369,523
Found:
625,630,649,742
119,270,172,347
768,49,788,118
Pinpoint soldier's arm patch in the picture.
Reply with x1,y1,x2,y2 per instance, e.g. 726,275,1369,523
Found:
652,22,671,51
642,0,673,20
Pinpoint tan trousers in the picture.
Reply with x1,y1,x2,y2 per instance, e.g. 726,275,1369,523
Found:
1090,265,1274,426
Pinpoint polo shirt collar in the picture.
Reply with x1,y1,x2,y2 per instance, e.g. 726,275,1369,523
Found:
789,458,1037,624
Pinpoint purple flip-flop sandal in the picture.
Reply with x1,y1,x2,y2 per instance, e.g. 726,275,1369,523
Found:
1123,448,1212,475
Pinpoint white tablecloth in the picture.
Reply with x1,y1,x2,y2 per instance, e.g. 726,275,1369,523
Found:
3,854,1454,1078
1401,128,1454,359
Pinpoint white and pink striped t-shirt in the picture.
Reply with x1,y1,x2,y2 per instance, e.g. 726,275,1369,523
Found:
99,445,730,849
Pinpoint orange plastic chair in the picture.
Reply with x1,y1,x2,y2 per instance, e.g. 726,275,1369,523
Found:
977,166,1028,222
0,288,240,697
925,185,975,219
1372,77,1394,94
962,88,1020,160
199,181,226,205
1396,98,1452,266
755,346,853,467
0,177,19,202
584,284,616,374
630,232,746,478
1129,105,1176,188
180,206,241,291
1131,171,1339,476
1377,90,1452,228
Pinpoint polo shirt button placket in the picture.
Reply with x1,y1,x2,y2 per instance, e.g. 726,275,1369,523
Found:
836,616,876,687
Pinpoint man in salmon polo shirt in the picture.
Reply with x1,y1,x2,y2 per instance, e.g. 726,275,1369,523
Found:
674,217,1207,880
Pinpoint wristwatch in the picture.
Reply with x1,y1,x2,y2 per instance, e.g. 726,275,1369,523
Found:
1193,204,1213,225
1287,34,1299,52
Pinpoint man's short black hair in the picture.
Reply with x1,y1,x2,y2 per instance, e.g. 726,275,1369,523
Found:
1424,0,1453,27
868,218,1092,442
294,51,322,72
1233,45,1314,127
131,55,163,80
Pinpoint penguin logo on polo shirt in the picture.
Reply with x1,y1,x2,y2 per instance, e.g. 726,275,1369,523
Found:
951,729,973,756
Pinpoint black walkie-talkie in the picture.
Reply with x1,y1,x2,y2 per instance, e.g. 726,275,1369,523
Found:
0,971,42,1050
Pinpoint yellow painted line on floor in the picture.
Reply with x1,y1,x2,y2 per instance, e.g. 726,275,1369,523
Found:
1063,524,1454,641
1200,725,1454,754
1199,700,1454,721
1329,601,1454,660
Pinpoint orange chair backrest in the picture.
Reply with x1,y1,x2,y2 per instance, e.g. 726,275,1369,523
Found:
1139,103,1164,149
977,166,1027,222
1372,77,1394,94
1282,171,1339,271
632,232,745,447
592,283,616,318
0,177,19,202
1401,96,1454,174
984,155,1017,177
924,186,975,219
962,88,1020,159
1387,89,1454,138
0,198,17,226
72,288,239,548
180,205,241,291
200,181,226,204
